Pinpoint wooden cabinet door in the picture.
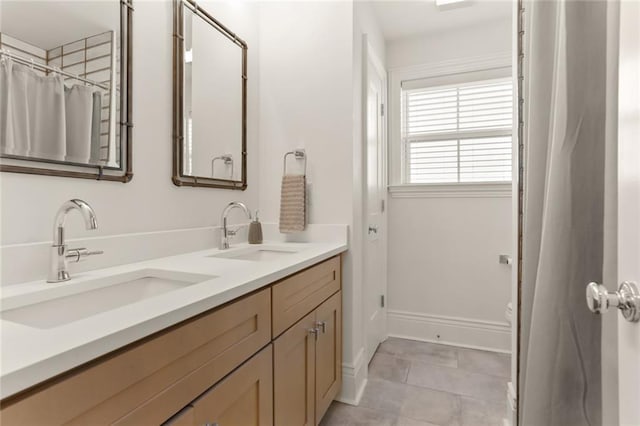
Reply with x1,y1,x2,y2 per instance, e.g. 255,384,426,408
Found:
191,345,273,426
162,406,194,426
274,311,316,426
314,291,342,425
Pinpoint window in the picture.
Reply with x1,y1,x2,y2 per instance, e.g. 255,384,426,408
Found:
401,76,513,184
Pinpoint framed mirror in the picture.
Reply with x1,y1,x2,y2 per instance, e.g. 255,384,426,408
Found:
173,0,247,190
0,0,133,182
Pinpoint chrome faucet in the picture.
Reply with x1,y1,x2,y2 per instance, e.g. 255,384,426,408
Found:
220,202,252,250
48,199,103,283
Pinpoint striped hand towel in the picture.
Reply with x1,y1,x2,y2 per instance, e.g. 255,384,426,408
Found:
279,174,306,233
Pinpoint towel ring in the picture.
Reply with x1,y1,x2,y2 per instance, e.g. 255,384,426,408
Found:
283,149,306,176
211,154,234,179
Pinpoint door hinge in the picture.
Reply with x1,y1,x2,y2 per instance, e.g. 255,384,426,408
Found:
381,295,385,308
381,199,385,213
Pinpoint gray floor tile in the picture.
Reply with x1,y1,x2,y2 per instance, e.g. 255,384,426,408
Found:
320,339,509,426
369,352,411,383
378,338,458,368
399,385,461,426
395,416,442,426
406,360,506,403
320,402,396,426
459,396,506,426
360,378,410,416
457,349,511,379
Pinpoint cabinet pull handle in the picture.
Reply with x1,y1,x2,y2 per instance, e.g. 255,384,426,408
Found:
316,321,327,333
308,327,319,340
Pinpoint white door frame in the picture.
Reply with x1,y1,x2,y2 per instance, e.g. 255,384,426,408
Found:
362,35,388,363
614,2,640,423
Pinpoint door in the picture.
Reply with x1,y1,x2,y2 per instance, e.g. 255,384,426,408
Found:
314,292,342,424
364,38,388,363
274,311,316,426
615,3,640,423
598,3,640,424
191,345,273,426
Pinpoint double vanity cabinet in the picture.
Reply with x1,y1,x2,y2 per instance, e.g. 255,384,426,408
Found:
0,255,343,426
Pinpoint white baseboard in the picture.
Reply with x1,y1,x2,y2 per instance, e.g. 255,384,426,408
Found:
387,310,511,353
335,347,367,406
505,381,517,426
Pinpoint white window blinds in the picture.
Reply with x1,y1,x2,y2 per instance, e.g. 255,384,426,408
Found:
401,76,513,184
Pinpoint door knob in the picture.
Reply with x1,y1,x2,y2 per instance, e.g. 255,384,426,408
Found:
586,281,640,322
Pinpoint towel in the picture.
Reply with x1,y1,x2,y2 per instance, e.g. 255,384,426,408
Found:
279,174,306,233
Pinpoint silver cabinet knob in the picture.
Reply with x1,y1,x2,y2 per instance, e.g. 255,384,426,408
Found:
308,327,319,339
586,281,640,322
316,321,327,333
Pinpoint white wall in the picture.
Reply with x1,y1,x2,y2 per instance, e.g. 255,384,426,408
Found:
387,18,512,69
386,19,513,352
0,1,259,250
257,2,353,226
258,1,366,403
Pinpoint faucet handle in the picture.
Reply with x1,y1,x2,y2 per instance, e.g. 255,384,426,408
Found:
66,248,104,263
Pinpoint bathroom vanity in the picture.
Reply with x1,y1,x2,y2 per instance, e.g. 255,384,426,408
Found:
0,242,346,426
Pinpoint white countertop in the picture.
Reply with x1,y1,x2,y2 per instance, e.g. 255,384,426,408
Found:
0,240,347,399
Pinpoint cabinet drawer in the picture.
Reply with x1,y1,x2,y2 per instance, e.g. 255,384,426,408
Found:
0,288,271,426
272,256,341,337
192,344,273,426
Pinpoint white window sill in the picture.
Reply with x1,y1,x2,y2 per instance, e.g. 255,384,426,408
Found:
388,182,512,198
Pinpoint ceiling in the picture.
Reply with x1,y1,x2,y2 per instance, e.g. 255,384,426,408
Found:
1,1,119,50
370,0,512,41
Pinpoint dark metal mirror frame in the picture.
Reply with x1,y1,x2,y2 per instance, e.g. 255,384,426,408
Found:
172,0,248,190
0,0,134,183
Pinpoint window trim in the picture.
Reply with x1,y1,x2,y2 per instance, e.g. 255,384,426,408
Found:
388,53,513,190
389,182,512,198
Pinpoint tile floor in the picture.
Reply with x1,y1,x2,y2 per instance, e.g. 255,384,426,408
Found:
320,338,510,426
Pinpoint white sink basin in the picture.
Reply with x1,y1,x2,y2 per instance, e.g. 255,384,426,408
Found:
208,246,301,262
1,269,215,329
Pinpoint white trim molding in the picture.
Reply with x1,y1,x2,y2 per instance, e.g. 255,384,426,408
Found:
335,347,367,406
389,183,512,198
387,310,511,353
388,52,513,77
504,381,517,426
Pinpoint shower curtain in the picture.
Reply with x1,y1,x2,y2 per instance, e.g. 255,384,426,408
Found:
519,1,608,425
0,58,101,164
0,59,66,160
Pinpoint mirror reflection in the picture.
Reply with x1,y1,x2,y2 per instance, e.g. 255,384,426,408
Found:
175,0,246,188
0,1,121,169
